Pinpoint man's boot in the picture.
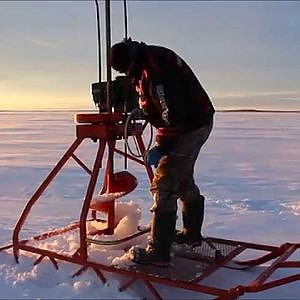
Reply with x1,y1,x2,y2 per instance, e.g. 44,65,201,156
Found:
175,196,205,245
130,211,177,267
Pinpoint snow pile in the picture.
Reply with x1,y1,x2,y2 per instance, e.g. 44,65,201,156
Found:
90,192,126,205
89,200,144,239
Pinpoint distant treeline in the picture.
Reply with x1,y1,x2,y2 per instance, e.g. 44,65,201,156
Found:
217,109,300,113
1,109,300,113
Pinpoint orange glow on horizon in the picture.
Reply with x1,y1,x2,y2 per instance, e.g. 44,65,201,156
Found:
0,91,93,111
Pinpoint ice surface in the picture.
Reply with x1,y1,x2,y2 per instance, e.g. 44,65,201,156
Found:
0,111,300,298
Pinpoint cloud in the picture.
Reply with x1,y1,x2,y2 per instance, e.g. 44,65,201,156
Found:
23,37,58,49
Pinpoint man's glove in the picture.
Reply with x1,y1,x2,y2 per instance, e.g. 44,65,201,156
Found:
146,147,162,168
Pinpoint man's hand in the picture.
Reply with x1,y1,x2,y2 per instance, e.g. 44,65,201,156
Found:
146,147,162,168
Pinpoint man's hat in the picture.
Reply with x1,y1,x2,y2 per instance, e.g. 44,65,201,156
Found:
110,42,131,73
111,39,142,73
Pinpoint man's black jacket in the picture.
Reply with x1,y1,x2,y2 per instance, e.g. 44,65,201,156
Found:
128,43,215,154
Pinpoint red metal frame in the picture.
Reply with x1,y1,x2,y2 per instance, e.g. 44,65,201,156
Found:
1,112,299,300
11,113,153,263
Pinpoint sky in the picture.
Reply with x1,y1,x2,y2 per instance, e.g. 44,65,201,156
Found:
0,1,299,111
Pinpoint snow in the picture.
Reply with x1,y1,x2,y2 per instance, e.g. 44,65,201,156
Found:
0,110,300,298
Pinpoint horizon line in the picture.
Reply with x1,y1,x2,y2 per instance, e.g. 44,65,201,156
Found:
1,108,300,113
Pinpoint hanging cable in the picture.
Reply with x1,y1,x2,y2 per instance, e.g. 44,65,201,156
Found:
124,109,154,159
121,2,153,159
94,0,102,112
123,0,128,169
105,0,112,113
123,0,128,40
94,0,101,85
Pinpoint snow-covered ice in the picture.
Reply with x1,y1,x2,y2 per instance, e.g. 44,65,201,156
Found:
0,110,300,299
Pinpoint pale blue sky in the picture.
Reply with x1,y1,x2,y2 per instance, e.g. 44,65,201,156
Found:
0,1,299,110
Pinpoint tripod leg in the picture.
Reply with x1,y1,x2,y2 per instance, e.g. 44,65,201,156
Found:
13,137,84,263
79,139,106,261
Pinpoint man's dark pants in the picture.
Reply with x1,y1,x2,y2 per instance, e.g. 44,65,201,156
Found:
147,122,213,259
151,122,213,213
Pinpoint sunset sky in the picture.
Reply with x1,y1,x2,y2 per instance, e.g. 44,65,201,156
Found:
0,1,299,110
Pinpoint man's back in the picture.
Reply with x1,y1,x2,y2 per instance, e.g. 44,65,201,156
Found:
138,44,215,131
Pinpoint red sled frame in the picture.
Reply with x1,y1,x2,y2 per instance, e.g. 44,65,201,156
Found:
0,113,299,300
